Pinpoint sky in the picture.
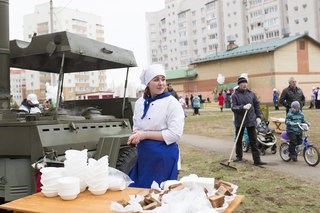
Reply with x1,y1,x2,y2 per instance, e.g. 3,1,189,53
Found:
8,0,165,90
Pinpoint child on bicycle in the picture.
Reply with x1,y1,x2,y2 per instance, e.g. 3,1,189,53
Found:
285,101,308,161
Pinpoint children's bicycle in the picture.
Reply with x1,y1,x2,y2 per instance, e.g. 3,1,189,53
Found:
279,123,320,167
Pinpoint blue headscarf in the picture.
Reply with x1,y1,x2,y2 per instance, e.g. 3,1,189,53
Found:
141,92,171,119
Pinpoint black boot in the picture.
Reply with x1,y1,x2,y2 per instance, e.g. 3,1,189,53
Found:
254,161,267,166
233,157,242,162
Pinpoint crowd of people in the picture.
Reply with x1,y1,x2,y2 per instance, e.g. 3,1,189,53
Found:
17,63,316,189
18,93,55,114
126,63,319,188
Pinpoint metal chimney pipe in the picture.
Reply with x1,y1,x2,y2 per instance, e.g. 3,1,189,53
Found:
0,0,10,110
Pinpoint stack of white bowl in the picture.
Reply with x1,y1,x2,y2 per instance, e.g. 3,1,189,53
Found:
64,149,88,192
40,167,65,197
57,176,80,200
86,155,109,195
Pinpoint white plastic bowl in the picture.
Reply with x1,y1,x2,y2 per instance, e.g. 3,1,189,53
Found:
41,185,58,192
231,184,239,194
57,177,80,186
88,187,107,195
58,188,80,195
41,190,58,198
87,181,108,190
214,202,228,213
225,194,236,204
59,193,78,201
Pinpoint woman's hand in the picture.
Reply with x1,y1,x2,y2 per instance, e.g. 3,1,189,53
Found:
127,130,146,145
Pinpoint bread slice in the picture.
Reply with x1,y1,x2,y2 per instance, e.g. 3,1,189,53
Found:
209,194,225,208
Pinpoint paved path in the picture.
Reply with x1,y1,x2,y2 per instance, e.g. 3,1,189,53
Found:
180,134,320,183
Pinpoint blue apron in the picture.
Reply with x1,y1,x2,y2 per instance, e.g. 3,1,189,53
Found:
129,139,179,188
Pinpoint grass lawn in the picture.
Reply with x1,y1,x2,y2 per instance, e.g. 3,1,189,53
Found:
180,108,320,212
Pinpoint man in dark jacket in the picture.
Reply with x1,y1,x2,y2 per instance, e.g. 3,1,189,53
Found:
279,77,305,114
231,76,267,166
167,83,179,100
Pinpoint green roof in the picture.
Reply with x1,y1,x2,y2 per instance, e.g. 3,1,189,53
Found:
166,68,197,80
191,34,306,64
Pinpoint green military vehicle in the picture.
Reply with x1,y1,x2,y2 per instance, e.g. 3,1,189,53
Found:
0,3,138,202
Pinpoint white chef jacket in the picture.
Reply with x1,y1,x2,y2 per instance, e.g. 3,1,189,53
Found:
133,95,185,145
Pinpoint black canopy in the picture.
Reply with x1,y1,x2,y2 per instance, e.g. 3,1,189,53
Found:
10,31,137,73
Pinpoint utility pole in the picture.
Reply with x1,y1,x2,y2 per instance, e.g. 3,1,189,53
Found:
50,0,54,33
49,0,57,87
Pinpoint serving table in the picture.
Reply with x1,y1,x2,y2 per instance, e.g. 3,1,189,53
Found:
0,187,244,213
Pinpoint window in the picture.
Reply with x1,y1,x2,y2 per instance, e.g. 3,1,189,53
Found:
178,12,186,19
207,22,217,30
178,21,187,29
208,44,218,50
180,50,188,56
179,31,187,38
209,33,218,39
294,6,298,11
151,32,156,39
303,17,308,22
206,2,215,10
179,41,188,46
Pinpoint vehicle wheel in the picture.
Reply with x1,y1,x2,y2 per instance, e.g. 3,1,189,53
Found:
303,145,320,167
116,146,137,174
242,140,249,152
260,148,266,156
279,142,291,162
271,145,277,154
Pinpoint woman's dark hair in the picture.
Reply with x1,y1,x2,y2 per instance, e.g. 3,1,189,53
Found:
143,86,168,98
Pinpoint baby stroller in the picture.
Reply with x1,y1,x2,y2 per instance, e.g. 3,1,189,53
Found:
242,120,277,155
256,120,277,155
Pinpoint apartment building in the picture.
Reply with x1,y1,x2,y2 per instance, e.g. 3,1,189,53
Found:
146,0,320,70
10,69,26,105
21,2,107,101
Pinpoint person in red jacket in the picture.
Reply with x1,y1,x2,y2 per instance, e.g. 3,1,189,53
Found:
218,92,225,112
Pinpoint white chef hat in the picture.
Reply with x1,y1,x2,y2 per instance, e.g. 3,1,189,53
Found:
140,64,166,86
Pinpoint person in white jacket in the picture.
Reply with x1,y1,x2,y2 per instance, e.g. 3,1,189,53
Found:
19,93,41,114
127,64,185,188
